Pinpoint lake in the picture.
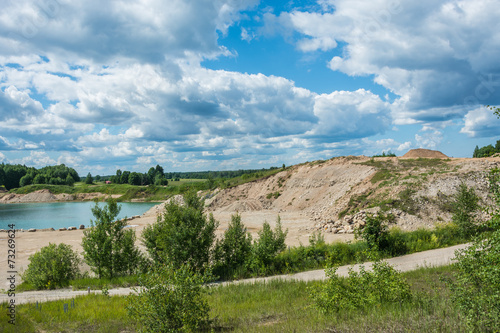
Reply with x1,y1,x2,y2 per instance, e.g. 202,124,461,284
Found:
0,201,159,230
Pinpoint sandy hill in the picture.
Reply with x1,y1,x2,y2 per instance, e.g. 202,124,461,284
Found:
402,148,448,158
207,155,500,241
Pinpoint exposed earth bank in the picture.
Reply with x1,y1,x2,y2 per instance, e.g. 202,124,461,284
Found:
0,189,121,203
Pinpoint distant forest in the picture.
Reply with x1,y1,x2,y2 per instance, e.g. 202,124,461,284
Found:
0,163,284,191
0,164,80,190
473,140,500,158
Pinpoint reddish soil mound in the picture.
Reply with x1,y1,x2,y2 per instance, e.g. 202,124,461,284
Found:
402,149,448,158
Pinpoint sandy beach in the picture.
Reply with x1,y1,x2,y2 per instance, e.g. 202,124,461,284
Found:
0,202,354,290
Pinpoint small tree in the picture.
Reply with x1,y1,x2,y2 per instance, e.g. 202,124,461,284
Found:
214,214,253,279
82,199,141,279
452,183,479,237
446,167,500,331
22,243,80,290
127,263,211,332
251,216,288,273
65,174,75,186
142,191,218,272
85,172,93,184
355,212,390,251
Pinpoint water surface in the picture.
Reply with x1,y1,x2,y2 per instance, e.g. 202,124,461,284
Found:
0,201,159,230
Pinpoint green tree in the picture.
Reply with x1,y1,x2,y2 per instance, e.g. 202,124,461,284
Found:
355,212,391,251
22,243,80,290
0,166,5,186
445,165,500,331
128,172,141,185
65,174,75,186
251,216,288,273
19,173,34,187
82,200,141,279
473,145,479,158
127,263,211,332
33,174,46,184
120,171,130,184
452,183,480,237
214,214,253,279
142,191,218,272
85,172,93,184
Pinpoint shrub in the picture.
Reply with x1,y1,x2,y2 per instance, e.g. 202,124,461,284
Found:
213,213,253,280
446,168,500,331
354,212,391,251
251,216,288,274
82,199,142,279
127,263,211,332
22,243,80,290
310,261,412,314
452,183,479,237
142,191,218,272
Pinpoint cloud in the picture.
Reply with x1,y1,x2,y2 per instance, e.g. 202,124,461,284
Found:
1,0,259,63
307,89,391,141
461,106,500,138
272,0,500,121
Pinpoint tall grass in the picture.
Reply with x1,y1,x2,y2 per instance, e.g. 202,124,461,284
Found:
1,265,465,332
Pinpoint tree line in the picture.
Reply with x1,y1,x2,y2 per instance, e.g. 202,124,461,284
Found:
473,140,500,158
0,164,79,190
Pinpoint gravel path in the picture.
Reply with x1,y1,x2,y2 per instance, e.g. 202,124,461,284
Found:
1,243,468,305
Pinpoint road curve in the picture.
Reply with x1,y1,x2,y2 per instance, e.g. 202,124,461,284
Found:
1,243,469,305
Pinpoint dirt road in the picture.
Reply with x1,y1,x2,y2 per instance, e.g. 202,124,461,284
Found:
0,243,468,305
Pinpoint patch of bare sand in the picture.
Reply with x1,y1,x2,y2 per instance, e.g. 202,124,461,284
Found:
0,204,353,290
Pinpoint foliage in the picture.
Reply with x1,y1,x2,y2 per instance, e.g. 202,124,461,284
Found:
472,143,500,158
213,213,253,280
251,216,288,274
82,199,142,279
85,172,93,184
21,243,80,290
451,183,480,237
372,151,396,157
0,163,79,190
354,212,392,251
127,263,212,333
445,166,500,331
310,261,412,314
142,191,218,272
446,231,500,331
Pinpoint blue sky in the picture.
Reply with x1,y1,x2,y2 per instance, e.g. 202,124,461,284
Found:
1,0,500,176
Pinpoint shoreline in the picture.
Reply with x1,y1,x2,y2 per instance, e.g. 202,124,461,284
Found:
0,189,163,204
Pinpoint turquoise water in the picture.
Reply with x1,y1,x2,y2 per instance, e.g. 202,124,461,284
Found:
0,202,159,230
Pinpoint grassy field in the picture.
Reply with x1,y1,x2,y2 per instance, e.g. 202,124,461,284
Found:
1,265,466,332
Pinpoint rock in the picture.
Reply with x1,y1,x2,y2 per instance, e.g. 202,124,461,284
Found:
68,226,77,230
79,224,85,230
58,227,67,231
28,228,36,232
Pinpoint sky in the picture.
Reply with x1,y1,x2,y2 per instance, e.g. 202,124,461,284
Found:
1,0,500,176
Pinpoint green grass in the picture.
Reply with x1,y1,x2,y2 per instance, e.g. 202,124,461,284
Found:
0,294,136,333
1,265,466,332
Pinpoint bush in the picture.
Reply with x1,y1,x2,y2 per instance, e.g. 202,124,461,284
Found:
127,263,211,333
310,261,412,314
446,168,500,331
213,213,253,280
251,216,288,274
452,183,479,237
22,243,80,290
82,200,142,279
142,191,218,272
354,212,392,251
